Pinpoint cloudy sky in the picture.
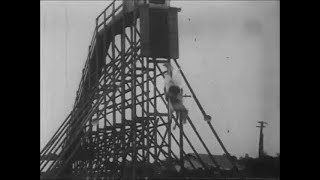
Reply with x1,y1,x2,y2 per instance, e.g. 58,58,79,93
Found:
40,0,279,158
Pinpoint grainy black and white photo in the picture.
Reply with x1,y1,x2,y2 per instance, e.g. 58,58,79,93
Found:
40,0,280,179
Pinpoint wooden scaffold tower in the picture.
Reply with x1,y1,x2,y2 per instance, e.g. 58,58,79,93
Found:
40,0,237,179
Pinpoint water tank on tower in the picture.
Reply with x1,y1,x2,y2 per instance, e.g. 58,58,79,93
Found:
123,0,179,59
148,0,170,9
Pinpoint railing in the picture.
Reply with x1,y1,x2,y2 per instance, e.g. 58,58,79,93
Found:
74,0,124,108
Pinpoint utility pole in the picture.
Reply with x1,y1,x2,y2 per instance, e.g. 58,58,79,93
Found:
256,121,267,158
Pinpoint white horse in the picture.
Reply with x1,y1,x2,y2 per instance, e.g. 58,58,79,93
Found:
163,63,188,129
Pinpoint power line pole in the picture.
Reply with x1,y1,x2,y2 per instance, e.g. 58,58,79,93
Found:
256,121,267,158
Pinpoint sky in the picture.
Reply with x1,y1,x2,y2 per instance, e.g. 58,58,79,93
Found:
40,0,280,158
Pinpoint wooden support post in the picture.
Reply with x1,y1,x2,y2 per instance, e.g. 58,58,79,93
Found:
146,57,150,162
167,59,172,160
131,11,137,179
179,112,184,175
120,9,127,176
103,11,107,174
153,58,158,164
111,4,117,177
103,10,108,173
141,57,146,161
